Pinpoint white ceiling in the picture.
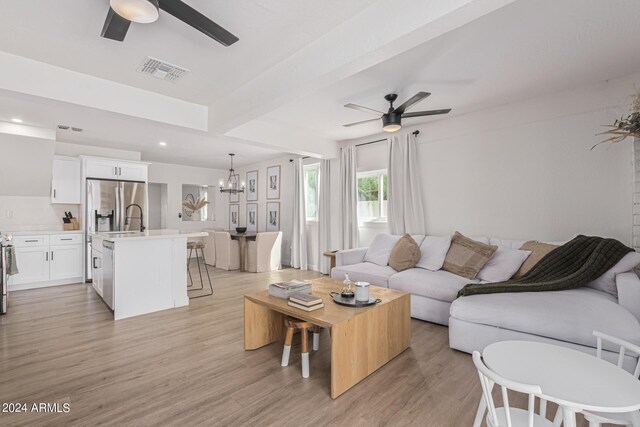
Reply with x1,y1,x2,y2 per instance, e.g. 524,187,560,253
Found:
259,0,640,141
0,0,373,105
0,0,639,164
0,90,282,168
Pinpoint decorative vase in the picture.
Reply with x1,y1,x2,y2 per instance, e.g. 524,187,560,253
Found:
192,210,201,221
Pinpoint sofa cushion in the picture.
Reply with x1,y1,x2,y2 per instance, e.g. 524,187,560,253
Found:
389,268,479,303
586,251,640,297
477,247,531,282
416,235,452,271
389,234,421,272
331,262,397,288
450,287,640,351
363,234,401,266
489,238,527,249
443,232,498,279
512,241,559,279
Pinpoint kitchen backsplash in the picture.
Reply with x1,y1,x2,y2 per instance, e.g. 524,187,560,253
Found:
0,196,79,231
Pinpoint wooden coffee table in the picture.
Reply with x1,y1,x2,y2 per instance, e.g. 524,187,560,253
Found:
244,277,411,398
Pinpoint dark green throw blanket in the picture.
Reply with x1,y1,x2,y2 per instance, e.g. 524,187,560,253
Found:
458,235,633,297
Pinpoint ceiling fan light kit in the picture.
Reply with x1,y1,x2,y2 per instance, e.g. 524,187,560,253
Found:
110,0,159,24
382,113,402,132
344,91,452,133
102,0,239,46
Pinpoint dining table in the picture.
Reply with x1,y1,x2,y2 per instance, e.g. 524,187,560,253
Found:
228,231,257,272
482,340,640,427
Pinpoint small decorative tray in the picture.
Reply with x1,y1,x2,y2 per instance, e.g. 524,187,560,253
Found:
330,292,381,307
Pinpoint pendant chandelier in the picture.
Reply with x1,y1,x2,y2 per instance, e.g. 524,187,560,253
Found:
219,153,245,194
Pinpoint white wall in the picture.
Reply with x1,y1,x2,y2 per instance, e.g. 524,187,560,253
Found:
147,162,227,232
232,156,294,265
55,141,141,161
341,73,639,246
0,132,79,231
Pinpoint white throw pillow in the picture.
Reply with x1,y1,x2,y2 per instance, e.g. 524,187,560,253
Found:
364,234,401,266
477,247,532,283
489,238,527,250
411,234,426,246
416,235,452,271
586,251,640,297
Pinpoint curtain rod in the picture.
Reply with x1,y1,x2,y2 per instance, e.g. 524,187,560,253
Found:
356,130,420,147
293,130,420,161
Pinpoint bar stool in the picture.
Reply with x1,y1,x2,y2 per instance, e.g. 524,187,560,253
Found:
187,241,213,298
281,316,321,378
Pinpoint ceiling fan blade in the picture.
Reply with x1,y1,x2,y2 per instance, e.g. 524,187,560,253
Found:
394,91,431,115
403,109,452,118
158,0,239,46
344,103,384,115
342,117,381,127
101,7,131,41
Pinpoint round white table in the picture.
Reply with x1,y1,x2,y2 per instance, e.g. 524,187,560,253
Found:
483,341,640,427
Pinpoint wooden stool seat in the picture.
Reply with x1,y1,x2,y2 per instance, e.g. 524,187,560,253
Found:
281,316,321,378
187,241,206,250
284,316,314,329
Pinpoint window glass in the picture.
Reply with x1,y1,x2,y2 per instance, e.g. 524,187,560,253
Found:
305,167,318,220
357,170,387,222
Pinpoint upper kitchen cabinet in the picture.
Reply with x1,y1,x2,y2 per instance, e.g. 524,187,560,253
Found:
51,156,81,204
82,157,149,182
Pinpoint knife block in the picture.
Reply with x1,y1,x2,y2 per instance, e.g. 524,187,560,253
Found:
63,218,80,231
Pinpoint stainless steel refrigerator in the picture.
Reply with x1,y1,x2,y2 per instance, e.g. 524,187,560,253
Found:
85,179,146,281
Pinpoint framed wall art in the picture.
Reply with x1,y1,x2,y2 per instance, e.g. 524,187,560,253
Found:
246,170,258,202
246,203,258,233
266,165,281,200
266,202,280,232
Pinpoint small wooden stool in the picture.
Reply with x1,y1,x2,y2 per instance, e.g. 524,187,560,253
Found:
281,316,321,378
187,241,213,298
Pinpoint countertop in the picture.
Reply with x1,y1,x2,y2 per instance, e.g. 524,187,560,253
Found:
96,230,207,243
2,230,83,236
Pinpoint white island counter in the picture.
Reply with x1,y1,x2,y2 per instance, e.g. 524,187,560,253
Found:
91,229,207,320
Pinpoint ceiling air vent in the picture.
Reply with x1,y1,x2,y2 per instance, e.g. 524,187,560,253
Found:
137,56,189,81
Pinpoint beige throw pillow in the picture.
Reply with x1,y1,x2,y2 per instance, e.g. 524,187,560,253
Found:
511,241,559,279
443,232,498,279
388,234,421,272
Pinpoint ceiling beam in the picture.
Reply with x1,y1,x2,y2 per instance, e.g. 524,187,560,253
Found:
208,0,517,138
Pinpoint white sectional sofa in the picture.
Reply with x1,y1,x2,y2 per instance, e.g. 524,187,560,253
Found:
331,234,640,369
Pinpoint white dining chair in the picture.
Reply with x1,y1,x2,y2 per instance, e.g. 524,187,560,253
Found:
213,231,240,271
473,351,555,427
246,231,282,273
202,228,223,267
579,330,640,427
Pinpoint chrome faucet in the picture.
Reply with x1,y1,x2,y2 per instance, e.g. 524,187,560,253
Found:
124,204,145,232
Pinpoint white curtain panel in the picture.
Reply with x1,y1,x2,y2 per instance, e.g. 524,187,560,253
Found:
340,146,359,249
317,159,331,274
387,133,426,235
291,158,308,270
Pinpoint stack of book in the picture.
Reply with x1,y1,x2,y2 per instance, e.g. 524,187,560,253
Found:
288,293,324,312
268,280,311,299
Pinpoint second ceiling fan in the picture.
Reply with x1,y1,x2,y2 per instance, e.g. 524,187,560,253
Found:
343,91,451,132
102,0,239,47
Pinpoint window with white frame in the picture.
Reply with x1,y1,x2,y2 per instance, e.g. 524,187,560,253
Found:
357,169,388,222
304,164,319,221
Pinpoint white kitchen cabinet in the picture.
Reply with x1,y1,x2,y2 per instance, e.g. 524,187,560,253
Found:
117,163,147,181
91,246,104,297
50,245,83,280
11,246,50,285
51,156,81,204
83,157,148,182
9,233,84,290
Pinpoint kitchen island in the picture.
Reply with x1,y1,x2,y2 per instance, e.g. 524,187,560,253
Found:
91,229,207,320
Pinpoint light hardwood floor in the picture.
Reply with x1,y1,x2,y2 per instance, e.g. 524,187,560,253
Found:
0,266,594,426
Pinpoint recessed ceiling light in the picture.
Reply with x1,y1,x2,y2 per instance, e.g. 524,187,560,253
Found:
11,118,23,123
158,141,167,146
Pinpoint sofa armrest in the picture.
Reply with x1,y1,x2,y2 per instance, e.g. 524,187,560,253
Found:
617,271,640,321
335,248,368,267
